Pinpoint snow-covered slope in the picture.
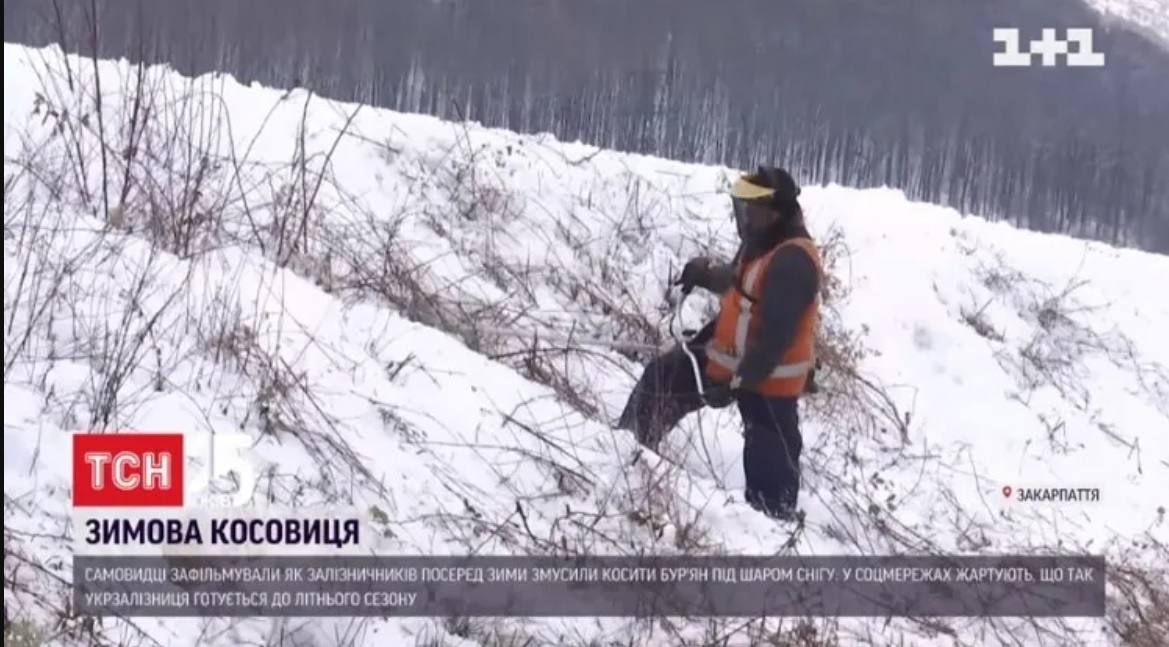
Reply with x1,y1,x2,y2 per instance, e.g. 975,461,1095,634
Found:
1085,0,1169,47
4,44,1167,647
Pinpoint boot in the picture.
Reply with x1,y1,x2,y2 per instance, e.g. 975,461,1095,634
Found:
745,489,798,522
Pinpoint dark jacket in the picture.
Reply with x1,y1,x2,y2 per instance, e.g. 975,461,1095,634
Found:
616,217,820,449
703,217,820,390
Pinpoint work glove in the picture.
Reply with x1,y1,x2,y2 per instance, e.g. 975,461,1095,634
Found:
703,381,739,409
675,257,712,293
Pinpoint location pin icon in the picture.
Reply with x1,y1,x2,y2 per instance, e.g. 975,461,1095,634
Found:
1002,485,1013,499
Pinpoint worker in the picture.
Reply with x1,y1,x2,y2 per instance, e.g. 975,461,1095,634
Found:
680,165,821,520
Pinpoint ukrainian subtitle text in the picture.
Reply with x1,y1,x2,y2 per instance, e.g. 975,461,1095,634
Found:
73,556,1105,617
82,517,360,548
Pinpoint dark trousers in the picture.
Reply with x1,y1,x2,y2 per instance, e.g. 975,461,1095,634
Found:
737,391,803,516
617,335,804,514
615,343,710,451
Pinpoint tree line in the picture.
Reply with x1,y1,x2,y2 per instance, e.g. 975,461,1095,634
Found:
6,0,1168,251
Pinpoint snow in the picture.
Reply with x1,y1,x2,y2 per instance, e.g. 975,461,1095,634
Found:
1083,0,1169,47
4,43,1168,646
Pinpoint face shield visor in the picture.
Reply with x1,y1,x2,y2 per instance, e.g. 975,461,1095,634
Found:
730,174,778,239
732,196,749,239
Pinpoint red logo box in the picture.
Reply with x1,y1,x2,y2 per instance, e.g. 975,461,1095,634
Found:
72,433,185,507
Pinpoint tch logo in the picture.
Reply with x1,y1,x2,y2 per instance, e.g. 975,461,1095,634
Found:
73,433,184,507
72,432,255,508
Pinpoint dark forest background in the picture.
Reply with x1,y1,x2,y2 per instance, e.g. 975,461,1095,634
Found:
6,0,1169,252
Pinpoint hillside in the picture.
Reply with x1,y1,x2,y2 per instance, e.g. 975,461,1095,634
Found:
1087,0,1169,46
4,44,1168,647
8,0,1169,254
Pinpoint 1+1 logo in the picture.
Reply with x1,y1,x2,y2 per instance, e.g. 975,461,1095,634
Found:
72,432,257,508
993,28,1105,67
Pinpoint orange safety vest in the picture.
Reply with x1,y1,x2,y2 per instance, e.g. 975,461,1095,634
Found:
705,237,822,397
